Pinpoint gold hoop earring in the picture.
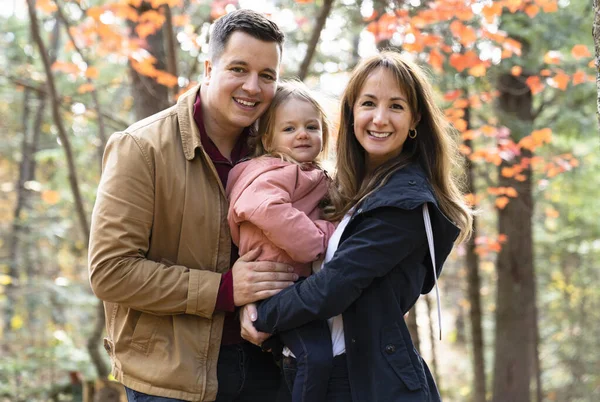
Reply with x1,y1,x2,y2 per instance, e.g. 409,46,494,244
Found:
408,128,417,139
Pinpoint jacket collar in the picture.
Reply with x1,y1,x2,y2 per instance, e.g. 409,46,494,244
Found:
177,84,203,161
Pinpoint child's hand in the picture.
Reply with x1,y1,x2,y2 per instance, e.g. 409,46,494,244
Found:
240,303,272,347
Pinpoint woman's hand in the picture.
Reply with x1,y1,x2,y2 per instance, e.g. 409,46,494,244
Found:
240,303,272,346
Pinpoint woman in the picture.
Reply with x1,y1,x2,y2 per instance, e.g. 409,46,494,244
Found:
241,51,473,402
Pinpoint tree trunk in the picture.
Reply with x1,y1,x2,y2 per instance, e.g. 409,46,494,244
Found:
163,4,178,100
27,0,108,381
593,0,600,135
425,295,440,388
406,305,420,353
492,73,536,402
129,2,170,120
297,0,335,81
464,103,487,402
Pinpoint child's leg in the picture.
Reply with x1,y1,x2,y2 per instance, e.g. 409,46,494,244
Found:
279,320,333,402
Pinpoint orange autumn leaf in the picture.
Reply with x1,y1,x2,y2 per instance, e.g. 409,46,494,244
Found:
87,6,104,21
505,0,524,13
172,14,190,27
501,167,516,178
524,4,539,17
459,144,472,155
449,51,479,72
150,0,183,7
453,99,469,109
85,66,99,79
545,207,559,218
37,0,57,13
540,69,552,76
525,76,544,95
52,61,80,75
42,190,60,205
481,125,496,136
550,71,570,90
515,174,527,182
464,193,482,206
444,89,463,101
541,0,558,12
461,130,477,140
572,70,587,85
136,22,159,39
77,83,95,94
469,63,487,77
571,44,591,59
495,197,510,210
429,49,444,72
139,10,165,25
544,51,562,65
487,187,502,196
511,66,522,76
156,71,179,87
454,119,468,132
532,128,552,144
518,136,536,151
498,234,508,243
504,187,518,197
481,2,502,23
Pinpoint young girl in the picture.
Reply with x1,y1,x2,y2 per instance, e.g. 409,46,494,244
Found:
226,81,336,402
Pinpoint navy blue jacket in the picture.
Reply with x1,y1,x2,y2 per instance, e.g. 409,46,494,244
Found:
255,163,460,402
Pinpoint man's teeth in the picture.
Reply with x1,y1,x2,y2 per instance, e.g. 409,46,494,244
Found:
235,98,256,107
369,131,392,138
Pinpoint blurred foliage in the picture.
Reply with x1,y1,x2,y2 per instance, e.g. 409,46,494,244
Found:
0,0,598,401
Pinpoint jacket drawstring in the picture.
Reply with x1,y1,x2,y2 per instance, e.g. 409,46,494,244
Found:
423,203,442,340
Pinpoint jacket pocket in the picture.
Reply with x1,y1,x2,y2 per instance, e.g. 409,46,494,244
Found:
130,311,158,355
380,323,422,391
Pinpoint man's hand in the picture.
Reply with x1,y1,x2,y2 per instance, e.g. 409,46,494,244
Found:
232,248,297,306
240,303,271,346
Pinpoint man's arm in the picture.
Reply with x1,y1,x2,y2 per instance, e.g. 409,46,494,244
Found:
89,133,297,317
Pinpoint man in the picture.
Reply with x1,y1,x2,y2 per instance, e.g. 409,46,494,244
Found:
89,9,294,402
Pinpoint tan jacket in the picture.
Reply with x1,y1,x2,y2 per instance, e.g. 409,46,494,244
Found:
89,85,230,401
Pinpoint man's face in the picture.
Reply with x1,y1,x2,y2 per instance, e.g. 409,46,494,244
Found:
203,31,281,134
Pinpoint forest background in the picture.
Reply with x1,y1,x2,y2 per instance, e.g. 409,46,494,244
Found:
0,0,598,401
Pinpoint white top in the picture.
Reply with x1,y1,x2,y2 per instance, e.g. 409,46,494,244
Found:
314,211,353,357
282,211,352,358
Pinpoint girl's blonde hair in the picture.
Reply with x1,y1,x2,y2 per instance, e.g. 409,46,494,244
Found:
328,51,473,242
253,80,330,165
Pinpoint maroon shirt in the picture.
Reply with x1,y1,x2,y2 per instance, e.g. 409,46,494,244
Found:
193,93,250,345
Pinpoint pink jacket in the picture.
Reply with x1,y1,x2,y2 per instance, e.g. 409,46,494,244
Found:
227,156,335,278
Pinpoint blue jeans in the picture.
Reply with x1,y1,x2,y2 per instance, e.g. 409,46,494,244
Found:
279,320,333,402
125,342,281,402
280,353,351,402
125,387,185,402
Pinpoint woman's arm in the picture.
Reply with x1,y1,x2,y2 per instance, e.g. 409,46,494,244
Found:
253,206,426,333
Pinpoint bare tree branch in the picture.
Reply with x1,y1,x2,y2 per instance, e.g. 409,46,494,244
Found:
593,0,600,136
6,76,130,130
55,0,107,166
297,0,335,81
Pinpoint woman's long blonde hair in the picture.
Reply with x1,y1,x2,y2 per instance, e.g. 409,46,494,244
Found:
328,51,473,242
252,80,330,165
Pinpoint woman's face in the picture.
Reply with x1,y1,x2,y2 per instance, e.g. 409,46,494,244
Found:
352,67,416,172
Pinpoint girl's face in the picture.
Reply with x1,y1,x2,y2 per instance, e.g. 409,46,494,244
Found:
352,67,417,172
267,98,323,163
